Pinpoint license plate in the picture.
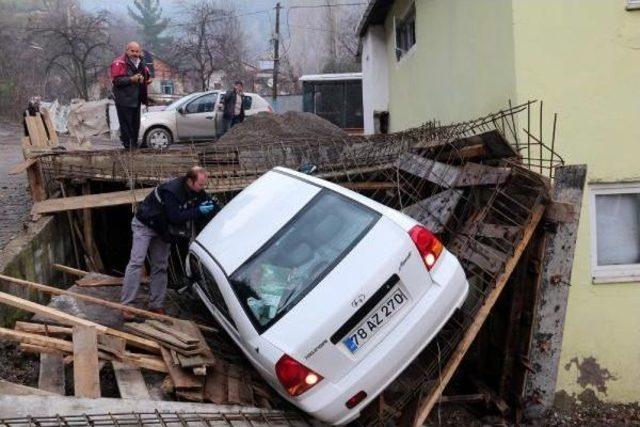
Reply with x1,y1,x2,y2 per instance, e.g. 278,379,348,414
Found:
342,288,408,354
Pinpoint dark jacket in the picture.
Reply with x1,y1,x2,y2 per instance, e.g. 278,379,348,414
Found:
136,177,211,237
110,54,150,108
222,90,246,120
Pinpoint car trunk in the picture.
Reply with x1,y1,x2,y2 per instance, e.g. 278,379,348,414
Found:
262,216,434,383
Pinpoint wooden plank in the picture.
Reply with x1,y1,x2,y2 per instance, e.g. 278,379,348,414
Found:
34,113,50,146
544,200,576,223
26,161,46,202
97,335,126,359
402,189,463,234
0,290,160,353
0,379,57,396
171,319,216,367
72,325,101,398
226,364,243,405
31,188,153,215
524,165,587,418
52,264,88,277
455,162,511,187
25,116,45,147
204,361,227,404
159,347,204,390
15,321,73,336
38,354,65,395
112,361,151,399
8,158,37,175
0,326,73,352
0,273,218,335
411,205,545,427
124,323,199,351
41,108,59,145
82,182,104,272
396,153,461,187
145,320,199,345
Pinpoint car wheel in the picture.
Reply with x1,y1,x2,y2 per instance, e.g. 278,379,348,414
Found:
146,127,173,149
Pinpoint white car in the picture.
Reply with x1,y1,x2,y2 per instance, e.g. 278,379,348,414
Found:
139,91,272,148
186,167,469,425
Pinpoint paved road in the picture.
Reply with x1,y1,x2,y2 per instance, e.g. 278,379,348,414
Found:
0,122,32,251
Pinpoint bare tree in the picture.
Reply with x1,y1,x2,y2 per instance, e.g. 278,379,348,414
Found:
29,6,112,100
172,0,247,91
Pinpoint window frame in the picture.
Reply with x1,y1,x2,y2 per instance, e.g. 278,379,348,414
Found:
394,2,417,62
160,80,175,95
590,182,640,284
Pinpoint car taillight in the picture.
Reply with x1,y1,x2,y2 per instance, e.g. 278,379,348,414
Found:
346,390,367,409
409,225,443,271
275,354,323,396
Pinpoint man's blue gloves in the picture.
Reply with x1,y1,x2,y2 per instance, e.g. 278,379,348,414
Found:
199,200,215,215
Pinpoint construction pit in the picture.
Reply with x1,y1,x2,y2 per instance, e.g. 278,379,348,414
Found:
0,103,586,426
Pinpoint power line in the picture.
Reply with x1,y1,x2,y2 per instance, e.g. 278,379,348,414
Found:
287,2,368,9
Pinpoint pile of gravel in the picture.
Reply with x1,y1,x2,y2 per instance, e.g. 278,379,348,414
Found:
217,111,349,146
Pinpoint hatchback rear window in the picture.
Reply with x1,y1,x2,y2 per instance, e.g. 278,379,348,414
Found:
229,189,380,333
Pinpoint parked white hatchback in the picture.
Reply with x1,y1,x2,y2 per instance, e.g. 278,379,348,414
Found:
187,167,469,425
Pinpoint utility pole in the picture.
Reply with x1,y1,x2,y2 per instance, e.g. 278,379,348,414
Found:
272,2,281,102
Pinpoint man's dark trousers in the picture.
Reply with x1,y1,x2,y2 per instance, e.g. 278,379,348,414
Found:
117,105,141,149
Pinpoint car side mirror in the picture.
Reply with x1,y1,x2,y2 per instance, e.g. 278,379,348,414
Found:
177,106,185,114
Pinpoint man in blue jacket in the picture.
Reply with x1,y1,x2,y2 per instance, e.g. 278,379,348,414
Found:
121,166,216,320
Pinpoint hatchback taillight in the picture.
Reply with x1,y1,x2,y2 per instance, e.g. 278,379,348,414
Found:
409,225,444,271
275,354,323,396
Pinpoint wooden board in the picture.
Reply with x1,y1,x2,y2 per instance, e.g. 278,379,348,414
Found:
145,320,199,345
402,189,463,234
171,319,216,367
112,361,150,399
31,188,153,215
41,108,59,145
72,325,101,399
204,361,227,404
227,364,254,406
0,290,160,353
15,321,73,337
0,379,57,396
411,205,545,427
0,273,217,335
124,323,199,352
38,353,65,395
159,347,204,390
8,158,37,175
97,334,126,359
24,116,45,147
34,113,50,146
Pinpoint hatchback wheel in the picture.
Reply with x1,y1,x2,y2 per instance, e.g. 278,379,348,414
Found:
146,127,173,149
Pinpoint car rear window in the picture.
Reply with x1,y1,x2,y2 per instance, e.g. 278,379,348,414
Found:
229,189,380,333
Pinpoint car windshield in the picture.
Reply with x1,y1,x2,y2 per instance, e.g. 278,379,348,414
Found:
229,189,380,332
165,93,203,111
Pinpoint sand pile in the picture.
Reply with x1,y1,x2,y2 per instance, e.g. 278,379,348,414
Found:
217,111,349,146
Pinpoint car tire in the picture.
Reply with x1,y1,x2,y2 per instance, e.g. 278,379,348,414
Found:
145,127,173,149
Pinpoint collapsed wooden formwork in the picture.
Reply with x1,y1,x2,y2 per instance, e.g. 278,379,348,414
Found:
2,101,585,425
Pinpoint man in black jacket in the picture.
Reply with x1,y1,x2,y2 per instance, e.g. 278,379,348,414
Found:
110,42,152,149
219,80,246,137
121,166,216,319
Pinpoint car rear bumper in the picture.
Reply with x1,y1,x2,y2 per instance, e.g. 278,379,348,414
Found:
291,249,469,425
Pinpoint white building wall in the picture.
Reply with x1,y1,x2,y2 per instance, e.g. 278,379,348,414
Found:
361,25,390,134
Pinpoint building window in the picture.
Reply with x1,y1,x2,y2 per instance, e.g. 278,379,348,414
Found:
627,0,640,10
161,80,174,95
395,3,416,61
590,183,640,283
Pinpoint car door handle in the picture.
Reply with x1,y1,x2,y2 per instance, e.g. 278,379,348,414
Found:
206,116,214,120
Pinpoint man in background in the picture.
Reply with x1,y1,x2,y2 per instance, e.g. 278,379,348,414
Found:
219,80,246,137
110,41,152,149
